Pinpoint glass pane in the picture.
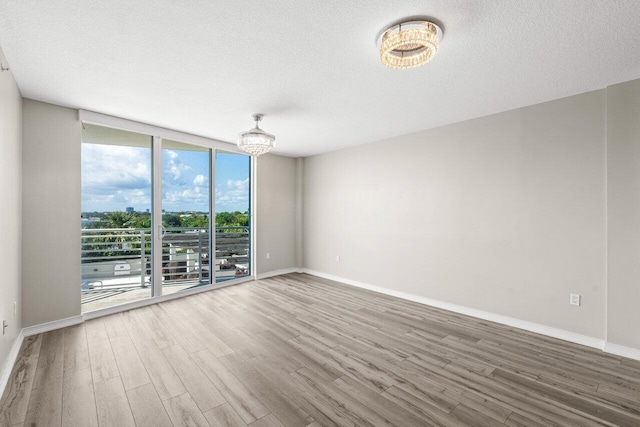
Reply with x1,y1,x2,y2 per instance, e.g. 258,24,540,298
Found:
161,140,211,295
81,124,153,312
215,151,251,282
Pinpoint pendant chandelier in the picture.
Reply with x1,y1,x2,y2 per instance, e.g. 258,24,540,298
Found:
378,20,443,69
237,113,276,157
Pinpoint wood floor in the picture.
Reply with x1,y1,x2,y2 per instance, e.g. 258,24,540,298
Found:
2,273,640,427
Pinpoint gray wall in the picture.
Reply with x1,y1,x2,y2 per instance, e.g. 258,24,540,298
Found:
0,47,22,379
17,79,640,352
304,90,608,339
256,153,298,274
22,100,81,327
607,79,640,349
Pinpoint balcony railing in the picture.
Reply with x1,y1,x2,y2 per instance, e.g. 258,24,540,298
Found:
81,226,250,306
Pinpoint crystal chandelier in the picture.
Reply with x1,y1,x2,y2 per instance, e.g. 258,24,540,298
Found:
237,114,276,157
378,20,443,69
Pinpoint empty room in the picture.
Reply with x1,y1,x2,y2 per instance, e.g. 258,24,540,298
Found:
2,1,640,426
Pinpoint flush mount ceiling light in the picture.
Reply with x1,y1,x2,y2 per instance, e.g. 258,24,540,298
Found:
378,20,443,69
237,113,276,157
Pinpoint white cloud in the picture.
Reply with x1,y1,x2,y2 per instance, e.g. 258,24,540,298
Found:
163,149,192,181
163,184,209,211
215,178,249,212
82,144,151,188
83,145,247,213
82,144,152,211
193,174,206,186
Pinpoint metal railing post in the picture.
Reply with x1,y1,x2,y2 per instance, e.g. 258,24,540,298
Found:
140,230,145,288
198,230,203,284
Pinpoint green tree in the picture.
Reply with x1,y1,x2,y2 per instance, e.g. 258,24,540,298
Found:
180,213,209,228
215,211,249,227
104,211,137,228
163,214,181,227
133,214,151,228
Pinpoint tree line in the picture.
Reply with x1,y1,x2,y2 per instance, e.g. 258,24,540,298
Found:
82,211,249,229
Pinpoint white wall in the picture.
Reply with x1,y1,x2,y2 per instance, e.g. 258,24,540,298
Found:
607,78,640,350
22,99,81,327
256,153,298,274
304,90,608,340
0,47,22,383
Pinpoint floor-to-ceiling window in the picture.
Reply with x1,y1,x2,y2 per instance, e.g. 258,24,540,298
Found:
215,151,251,282
81,125,154,312
81,123,252,313
161,140,212,295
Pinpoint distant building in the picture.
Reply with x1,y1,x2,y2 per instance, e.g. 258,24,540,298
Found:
126,207,134,212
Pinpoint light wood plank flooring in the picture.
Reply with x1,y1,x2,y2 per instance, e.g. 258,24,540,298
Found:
2,273,640,426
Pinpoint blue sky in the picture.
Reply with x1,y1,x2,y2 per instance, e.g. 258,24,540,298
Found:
81,144,249,213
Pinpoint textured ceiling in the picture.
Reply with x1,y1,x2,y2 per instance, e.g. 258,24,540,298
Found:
1,1,640,157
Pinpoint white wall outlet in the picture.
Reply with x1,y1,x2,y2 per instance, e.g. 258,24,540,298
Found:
266,252,270,260
570,293,581,306
336,255,340,263
13,301,17,317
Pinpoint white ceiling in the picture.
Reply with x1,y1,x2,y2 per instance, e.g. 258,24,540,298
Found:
1,1,640,157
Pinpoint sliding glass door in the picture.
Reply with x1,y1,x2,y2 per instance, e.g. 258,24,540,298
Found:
81,125,154,312
81,124,252,313
215,151,251,282
161,140,212,295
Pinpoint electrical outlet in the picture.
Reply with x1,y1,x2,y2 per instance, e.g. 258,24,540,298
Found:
336,255,340,263
266,252,270,260
570,293,581,306
13,301,17,317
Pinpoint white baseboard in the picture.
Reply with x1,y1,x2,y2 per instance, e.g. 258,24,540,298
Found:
22,315,84,337
603,342,640,361
0,329,24,402
302,269,608,351
256,267,301,280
